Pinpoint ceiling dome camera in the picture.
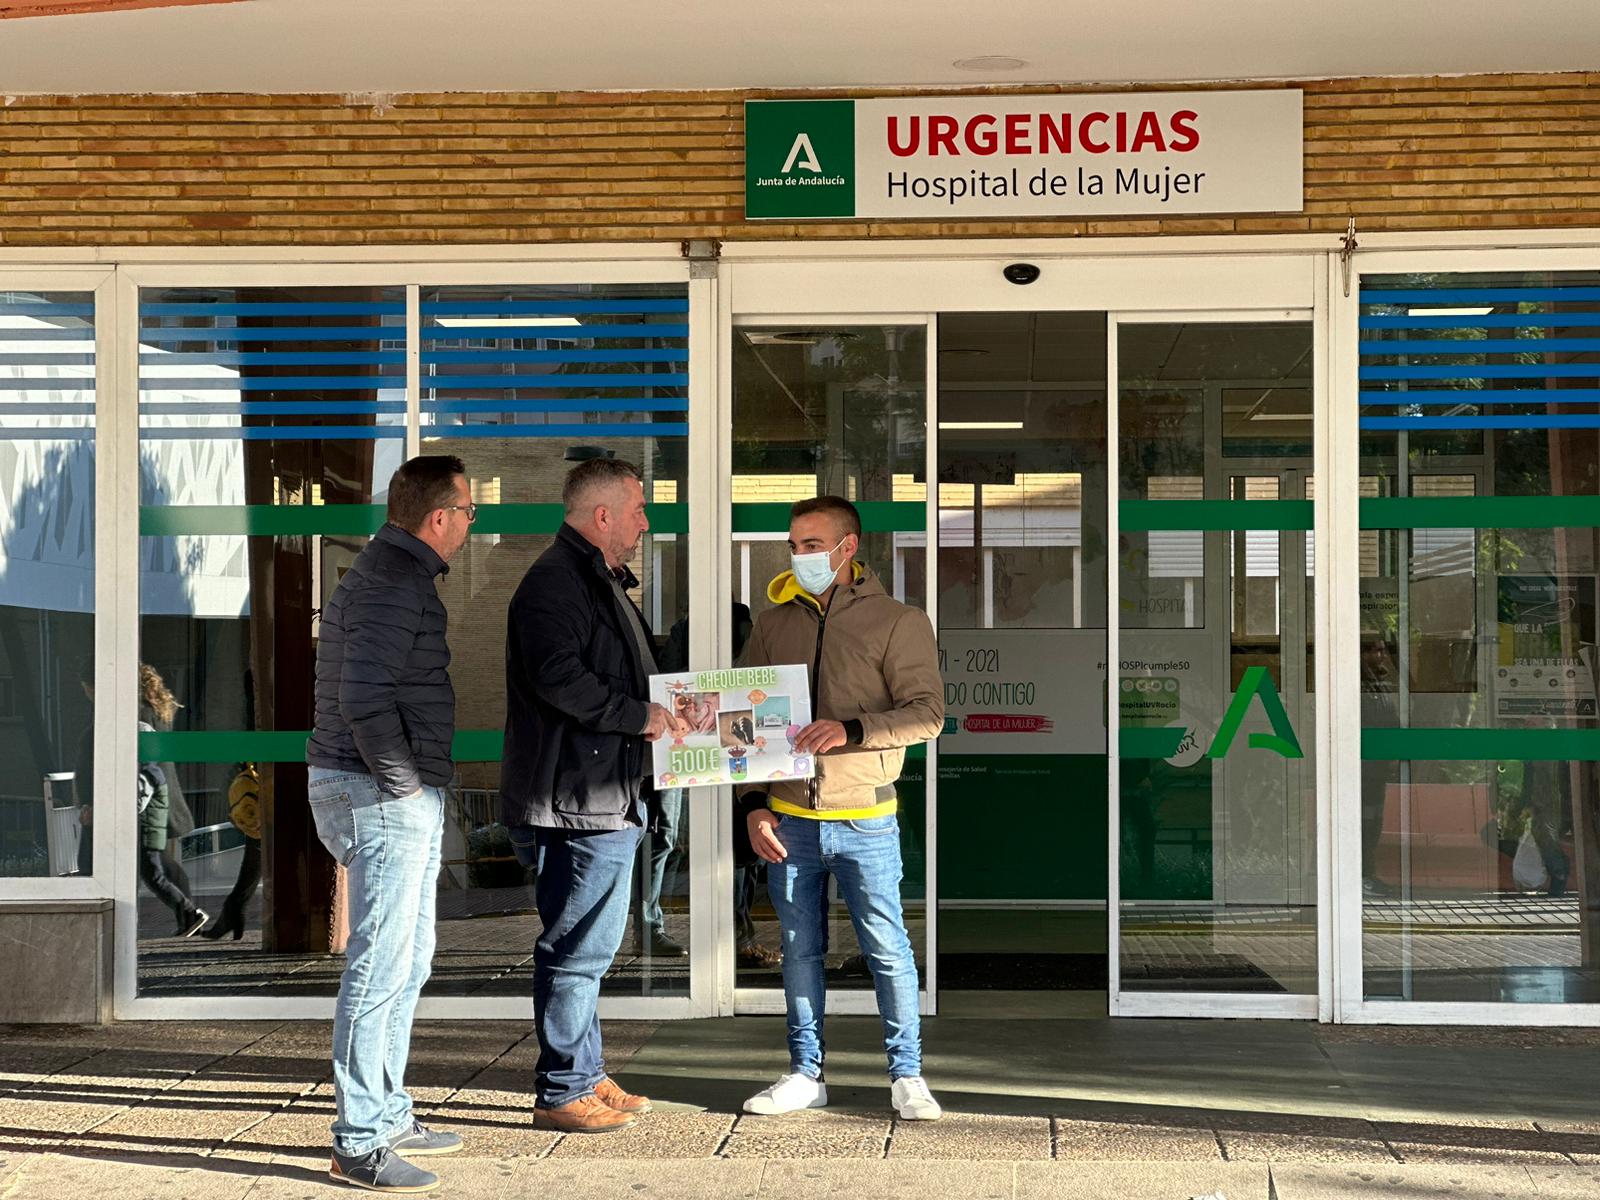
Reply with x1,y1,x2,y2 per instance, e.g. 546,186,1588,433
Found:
1003,262,1041,285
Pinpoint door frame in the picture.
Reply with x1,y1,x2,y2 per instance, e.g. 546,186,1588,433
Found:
94,257,712,1021
722,310,942,1018
723,249,1331,1020
0,267,122,909
1332,244,1600,1026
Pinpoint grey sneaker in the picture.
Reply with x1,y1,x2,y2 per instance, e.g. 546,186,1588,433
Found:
388,1120,463,1157
329,1146,439,1193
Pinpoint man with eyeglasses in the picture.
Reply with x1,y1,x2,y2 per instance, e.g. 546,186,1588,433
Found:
306,454,475,1193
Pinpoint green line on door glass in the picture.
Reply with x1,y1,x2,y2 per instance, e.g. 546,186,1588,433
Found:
1362,727,1600,761
1119,500,1313,532
141,729,506,763
732,501,925,534
139,505,385,537
1119,727,1187,759
1358,495,1600,530
139,503,687,537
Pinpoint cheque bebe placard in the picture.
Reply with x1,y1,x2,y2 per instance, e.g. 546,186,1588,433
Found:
648,663,816,789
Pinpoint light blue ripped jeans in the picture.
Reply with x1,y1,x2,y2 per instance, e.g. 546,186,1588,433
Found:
765,812,922,1081
308,767,445,1157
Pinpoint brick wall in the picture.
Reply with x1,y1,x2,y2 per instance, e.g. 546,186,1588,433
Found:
0,71,1596,246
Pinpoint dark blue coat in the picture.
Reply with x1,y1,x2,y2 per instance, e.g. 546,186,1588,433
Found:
306,522,455,797
500,523,655,832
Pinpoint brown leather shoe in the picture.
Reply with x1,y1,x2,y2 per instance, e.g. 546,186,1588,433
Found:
532,1094,637,1134
594,1075,653,1115
737,940,782,969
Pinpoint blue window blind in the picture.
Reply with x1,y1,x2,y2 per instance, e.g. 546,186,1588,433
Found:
1360,275,1600,432
0,292,96,615
0,294,95,441
420,286,689,440
138,292,407,442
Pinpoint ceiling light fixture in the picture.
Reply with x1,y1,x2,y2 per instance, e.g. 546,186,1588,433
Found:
939,421,1024,430
953,56,1028,71
743,332,820,346
1404,307,1494,317
434,316,582,328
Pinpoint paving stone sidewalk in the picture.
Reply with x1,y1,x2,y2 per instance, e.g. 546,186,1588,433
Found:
5,1017,1600,1198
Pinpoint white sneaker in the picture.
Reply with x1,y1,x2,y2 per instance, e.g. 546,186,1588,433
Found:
891,1076,942,1121
743,1072,827,1115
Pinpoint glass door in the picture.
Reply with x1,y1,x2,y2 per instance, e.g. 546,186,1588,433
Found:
728,318,937,1014
1110,314,1321,1017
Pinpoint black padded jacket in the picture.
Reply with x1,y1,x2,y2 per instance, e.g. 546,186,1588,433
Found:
306,522,455,797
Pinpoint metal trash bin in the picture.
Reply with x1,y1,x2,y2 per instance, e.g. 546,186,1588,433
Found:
42,772,80,877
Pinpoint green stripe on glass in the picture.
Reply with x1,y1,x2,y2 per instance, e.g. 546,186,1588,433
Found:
1119,500,1313,532
1119,727,1187,759
732,501,925,534
140,505,386,537
1362,728,1600,761
141,729,505,763
1121,496,1600,532
1358,495,1600,530
140,496,1600,539
451,730,505,762
141,730,311,762
140,503,687,537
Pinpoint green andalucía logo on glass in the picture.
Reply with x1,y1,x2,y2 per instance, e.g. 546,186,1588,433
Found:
1207,666,1304,760
745,100,856,219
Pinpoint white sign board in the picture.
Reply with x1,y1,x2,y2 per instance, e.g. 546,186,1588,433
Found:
745,90,1303,220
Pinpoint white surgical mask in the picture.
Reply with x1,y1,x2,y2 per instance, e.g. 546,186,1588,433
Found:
791,536,847,595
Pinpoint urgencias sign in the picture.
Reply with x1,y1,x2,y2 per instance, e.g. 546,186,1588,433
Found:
745,90,1303,221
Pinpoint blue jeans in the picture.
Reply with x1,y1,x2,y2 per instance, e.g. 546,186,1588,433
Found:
766,813,921,1081
531,824,642,1107
307,767,445,1157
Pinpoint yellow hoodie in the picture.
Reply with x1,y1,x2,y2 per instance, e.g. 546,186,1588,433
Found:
736,563,944,821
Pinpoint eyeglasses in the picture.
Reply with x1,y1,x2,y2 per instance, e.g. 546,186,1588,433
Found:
440,502,477,524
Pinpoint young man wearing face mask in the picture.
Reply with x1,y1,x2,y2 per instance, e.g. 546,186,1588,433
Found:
736,495,946,1121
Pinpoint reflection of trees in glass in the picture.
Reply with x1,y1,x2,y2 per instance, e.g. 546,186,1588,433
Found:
733,329,925,499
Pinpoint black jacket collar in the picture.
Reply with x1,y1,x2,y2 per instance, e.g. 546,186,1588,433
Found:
557,522,637,590
377,522,449,578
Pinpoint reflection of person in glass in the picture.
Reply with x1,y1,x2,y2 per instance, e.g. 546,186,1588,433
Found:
1360,639,1398,897
73,663,95,876
201,761,263,940
1513,761,1571,896
74,660,203,934
133,727,208,936
739,496,946,1122
138,664,199,908
202,668,263,941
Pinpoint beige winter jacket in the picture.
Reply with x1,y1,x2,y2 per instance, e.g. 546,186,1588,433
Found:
735,563,943,819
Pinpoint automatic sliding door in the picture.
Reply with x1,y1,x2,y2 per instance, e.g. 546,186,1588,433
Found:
729,321,936,1013
1112,316,1319,1016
